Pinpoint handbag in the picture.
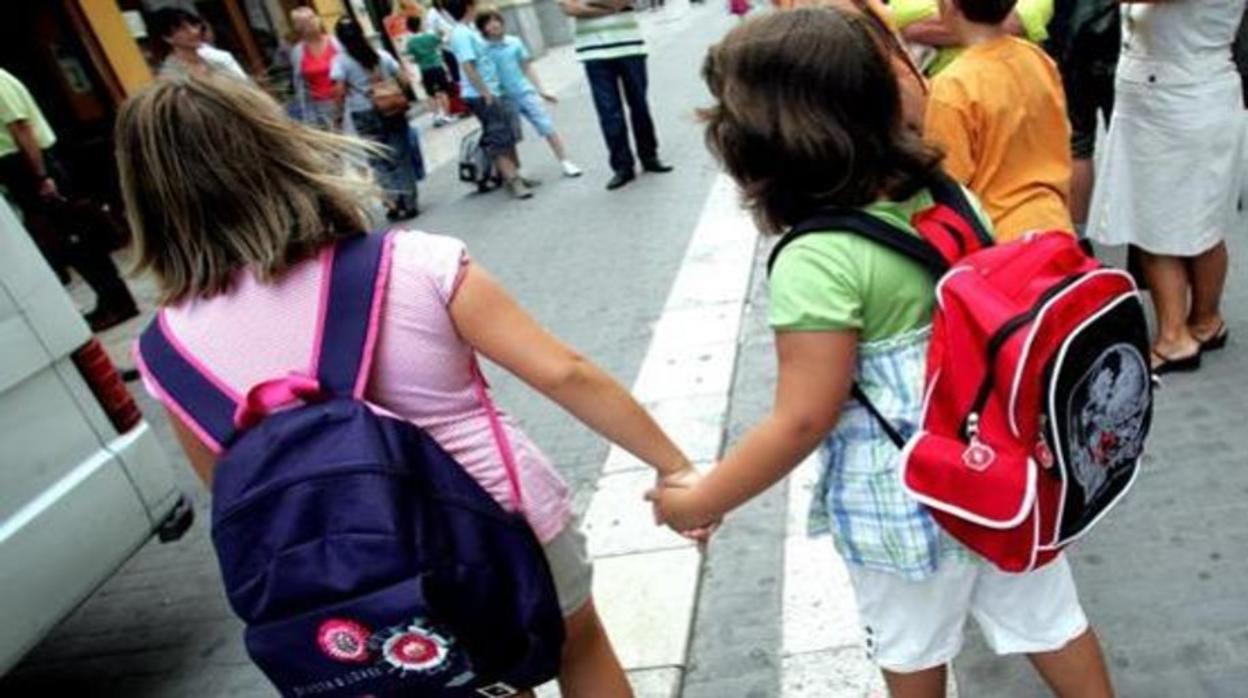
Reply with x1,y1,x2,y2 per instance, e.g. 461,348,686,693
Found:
369,66,411,118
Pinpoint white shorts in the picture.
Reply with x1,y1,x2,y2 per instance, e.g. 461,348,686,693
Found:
847,556,1089,673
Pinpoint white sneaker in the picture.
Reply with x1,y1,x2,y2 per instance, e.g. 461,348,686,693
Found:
561,160,583,178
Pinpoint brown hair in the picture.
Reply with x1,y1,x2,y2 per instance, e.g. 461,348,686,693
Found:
475,9,504,34
699,8,942,234
114,74,381,304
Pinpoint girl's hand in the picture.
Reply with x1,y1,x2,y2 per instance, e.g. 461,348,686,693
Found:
541,92,558,104
646,471,720,535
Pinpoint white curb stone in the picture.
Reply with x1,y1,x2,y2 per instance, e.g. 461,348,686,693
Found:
539,174,756,697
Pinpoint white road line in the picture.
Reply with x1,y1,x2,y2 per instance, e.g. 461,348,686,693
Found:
779,461,959,698
539,173,758,698
779,456,887,698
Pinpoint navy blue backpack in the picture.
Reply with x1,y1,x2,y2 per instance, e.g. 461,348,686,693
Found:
138,232,564,697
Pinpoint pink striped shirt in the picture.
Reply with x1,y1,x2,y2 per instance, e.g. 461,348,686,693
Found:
139,230,573,543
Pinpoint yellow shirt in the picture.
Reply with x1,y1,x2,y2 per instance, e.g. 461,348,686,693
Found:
0,68,56,159
923,36,1072,242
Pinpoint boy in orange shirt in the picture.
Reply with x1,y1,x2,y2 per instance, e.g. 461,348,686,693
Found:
923,0,1073,242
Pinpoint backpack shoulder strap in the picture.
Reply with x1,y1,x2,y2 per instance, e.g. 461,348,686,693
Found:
137,313,241,453
921,174,995,251
767,208,949,279
315,231,394,398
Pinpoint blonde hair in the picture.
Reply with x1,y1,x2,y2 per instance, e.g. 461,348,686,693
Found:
115,74,382,304
290,7,323,37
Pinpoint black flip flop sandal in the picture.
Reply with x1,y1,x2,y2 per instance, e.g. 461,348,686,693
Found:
1198,324,1229,352
1152,349,1202,375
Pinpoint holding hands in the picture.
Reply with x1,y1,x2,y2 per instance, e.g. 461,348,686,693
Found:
648,463,721,541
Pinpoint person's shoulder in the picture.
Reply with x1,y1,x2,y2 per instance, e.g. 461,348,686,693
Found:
927,60,973,106
773,229,869,280
392,229,467,263
390,229,469,297
0,68,21,96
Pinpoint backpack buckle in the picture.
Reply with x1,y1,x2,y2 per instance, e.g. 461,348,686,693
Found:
477,683,520,697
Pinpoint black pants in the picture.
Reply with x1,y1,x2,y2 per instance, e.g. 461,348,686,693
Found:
0,150,135,311
585,55,659,174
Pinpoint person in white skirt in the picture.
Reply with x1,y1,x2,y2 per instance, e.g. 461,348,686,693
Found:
1088,0,1246,374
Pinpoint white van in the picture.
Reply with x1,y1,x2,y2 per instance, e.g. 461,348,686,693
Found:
0,197,191,674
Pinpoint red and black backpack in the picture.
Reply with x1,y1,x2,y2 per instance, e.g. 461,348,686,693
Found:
768,176,1153,573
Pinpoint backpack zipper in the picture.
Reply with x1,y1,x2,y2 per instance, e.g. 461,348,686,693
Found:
960,272,1087,440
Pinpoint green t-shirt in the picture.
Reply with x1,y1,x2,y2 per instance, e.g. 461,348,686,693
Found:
890,0,1054,76
0,68,56,159
768,188,993,342
406,32,444,71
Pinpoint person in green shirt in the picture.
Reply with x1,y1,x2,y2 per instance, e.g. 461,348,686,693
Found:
405,15,454,126
649,10,1115,697
0,68,137,331
891,0,1053,75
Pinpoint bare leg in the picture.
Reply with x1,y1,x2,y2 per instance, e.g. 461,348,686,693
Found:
1070,158,1094,226
1186,241,1228,341
557,599,632,698
546,132,569,162
1139,249,1200,363
882,664,947,698
1027,628,1114,698
494,152,519,181
506,147,522,176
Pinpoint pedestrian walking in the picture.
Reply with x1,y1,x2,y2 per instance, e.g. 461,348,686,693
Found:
649,10,1114,698
1044,0,1118,232
289,7,341,130
445,0,535,200
426,0,473,118
477,10,584,178
923,0,1073,241
0,67,137,331
332,18,420,220
405,15,454,127
560,0,673,190
1088,0,1245,374
147,7,249,80
116,73,703,698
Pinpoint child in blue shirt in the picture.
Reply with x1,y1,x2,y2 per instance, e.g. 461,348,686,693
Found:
477,10,583,178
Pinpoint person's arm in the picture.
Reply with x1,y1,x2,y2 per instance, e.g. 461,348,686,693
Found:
523,62,554,101
451,29,494,102
559,0,623,19
648,331,857,530
449,262,695,480
169,410,218,486
384,52,412,91
460,60,493,102
5,120,55,199
328,58,350,130
902,17,960,46
291,43,308,103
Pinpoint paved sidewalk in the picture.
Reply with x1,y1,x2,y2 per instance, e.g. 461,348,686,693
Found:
3,5,744,696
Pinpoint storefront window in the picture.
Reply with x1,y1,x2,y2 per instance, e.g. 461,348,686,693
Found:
117,1,301,99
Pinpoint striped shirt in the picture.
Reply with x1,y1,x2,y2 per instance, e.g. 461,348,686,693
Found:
574,10,647,62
